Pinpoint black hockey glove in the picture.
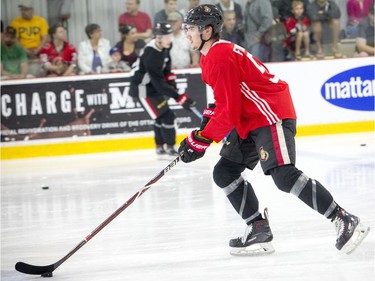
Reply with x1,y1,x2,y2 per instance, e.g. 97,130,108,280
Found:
178,130,212,163
176,93,196,111
199,103,216,130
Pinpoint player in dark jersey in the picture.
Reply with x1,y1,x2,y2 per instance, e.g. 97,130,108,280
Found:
130,22,196,157
178,4,369,255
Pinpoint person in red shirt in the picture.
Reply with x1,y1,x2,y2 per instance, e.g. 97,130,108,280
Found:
39,23,76,76
178,4,369,256
118,0,153,42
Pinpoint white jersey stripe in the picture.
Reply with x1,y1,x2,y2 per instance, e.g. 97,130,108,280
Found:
240,83,279,124
275,121,291,164
241,88,272,124
241,82,280,123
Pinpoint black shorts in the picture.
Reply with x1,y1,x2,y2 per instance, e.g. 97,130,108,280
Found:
220,119,297,175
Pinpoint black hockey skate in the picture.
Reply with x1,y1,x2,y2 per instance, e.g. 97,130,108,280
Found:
229,208,275,256
331,207,370,254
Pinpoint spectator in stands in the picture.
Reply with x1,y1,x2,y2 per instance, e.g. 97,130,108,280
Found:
179,0,200,16
221,10,245,47
307,0,342,58
354,5,374,56
273,0,310,21
154,0,183,25
284,0,313,60
119,0,153,42
1,26,31,80
346,0,373,38
46,0,71,28
244,0,273,62
11,0,49,59
39,24,77,76
103,47,131,73
113,24,145,68
168,11,200,68
216,0,244,29
77,23,111,74
1,20,4,41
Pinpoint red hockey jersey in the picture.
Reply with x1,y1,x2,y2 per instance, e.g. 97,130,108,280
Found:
200,40,296,142
39,42,77,67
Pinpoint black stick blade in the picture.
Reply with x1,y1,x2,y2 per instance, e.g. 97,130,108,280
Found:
15,262,54,275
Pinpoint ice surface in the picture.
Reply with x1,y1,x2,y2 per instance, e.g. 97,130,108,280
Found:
1,132,374,281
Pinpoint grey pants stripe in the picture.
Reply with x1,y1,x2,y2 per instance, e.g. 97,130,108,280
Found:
222,176,244,196
312,179,318,211
245,211,261,224
239,181,248,217
290,173,309,197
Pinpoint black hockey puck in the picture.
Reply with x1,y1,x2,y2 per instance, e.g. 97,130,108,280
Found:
42,186,49,190
41,272,53,277
360,143,367,147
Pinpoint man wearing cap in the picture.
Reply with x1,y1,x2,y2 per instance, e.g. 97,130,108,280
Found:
11,0,49,59
1,26,30,80
168,11,199,69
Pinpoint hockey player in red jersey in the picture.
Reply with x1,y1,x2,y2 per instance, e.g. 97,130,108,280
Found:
178,4,369,255
130,22,196,157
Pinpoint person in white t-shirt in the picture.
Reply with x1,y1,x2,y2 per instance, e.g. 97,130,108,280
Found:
168,11,199,68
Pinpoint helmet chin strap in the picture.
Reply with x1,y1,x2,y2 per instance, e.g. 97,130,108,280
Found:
197,26,217,51
198,34,208,51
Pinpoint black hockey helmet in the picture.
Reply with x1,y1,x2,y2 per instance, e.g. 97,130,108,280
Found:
184,4,223,34
153,22,173,36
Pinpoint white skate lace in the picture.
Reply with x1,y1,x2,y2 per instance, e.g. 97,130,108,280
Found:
241,224,253,244
333,217,345,238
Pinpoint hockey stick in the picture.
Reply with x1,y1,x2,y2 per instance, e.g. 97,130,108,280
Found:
190,106,203,119
15,156,180,277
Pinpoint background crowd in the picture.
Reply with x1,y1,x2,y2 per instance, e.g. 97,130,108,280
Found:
1,0,374,80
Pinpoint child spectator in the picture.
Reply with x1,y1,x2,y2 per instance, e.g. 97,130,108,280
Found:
346,0,373,38
113,24,145,68
78,23,111,74
274,0,310,21
103,47,131,73
354,5,374,56
307,0,342,58
1,26,31,80
284,0,313,60
118,0,153,42
39,24,77,76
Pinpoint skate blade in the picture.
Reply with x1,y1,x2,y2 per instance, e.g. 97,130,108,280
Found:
230,242,275,256
344,223,370,254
